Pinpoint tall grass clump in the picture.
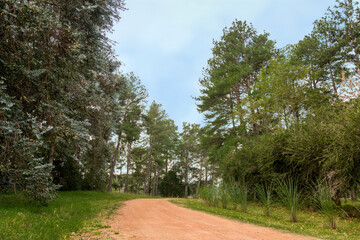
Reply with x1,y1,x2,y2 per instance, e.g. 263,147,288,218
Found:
199,186,212,205
256,183,272,216
228,180,248,212
276,178,301,222
211,186,220,207
219,184,229,209
237,182,248,212
314,181,337,229
199,185,219,207
228,181,239,210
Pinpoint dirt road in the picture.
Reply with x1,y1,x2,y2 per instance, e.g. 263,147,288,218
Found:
97,199,318,240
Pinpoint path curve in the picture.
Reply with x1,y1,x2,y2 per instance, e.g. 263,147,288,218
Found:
99,199,318,240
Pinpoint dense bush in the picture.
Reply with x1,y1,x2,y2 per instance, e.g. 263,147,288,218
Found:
159,170,184,197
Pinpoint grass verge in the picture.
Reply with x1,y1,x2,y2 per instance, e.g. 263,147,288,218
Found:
171,198,360,240
0,191,148,240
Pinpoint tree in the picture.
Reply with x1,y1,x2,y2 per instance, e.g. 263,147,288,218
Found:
179,123,202,198
143,102,178,195
197,20,275,136
0,0,126,202
253,55,327,130
108,73,148,192
159,170,184,197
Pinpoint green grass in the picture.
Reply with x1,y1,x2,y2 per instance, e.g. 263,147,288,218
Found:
171,198,360,240
0,191,149,240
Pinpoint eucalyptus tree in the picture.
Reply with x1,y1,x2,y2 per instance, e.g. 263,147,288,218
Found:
253,56,322,130
122,82,148,193
143,102,178,195
152,118,178,196
312,16,343,96
330,0,360,71
178,123,202,198
130,146,148,193
291,35,329,90
108,73,148,192
0,0,126,202
293,0,360,97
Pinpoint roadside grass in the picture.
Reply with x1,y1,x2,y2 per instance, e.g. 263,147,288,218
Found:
0,191,149,240
171,198,360,240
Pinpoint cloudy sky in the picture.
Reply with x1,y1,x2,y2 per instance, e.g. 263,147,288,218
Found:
110,0,335,129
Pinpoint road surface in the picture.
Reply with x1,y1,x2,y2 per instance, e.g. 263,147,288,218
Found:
94,199,318,240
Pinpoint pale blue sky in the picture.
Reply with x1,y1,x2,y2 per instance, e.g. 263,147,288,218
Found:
110,0,335,128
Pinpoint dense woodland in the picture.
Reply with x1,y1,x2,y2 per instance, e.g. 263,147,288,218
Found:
197,0,360,207
1,0,360,209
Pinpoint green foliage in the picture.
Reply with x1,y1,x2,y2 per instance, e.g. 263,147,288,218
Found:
0,191,148,240
173,198,360,240
231,181,248,213
256,183,272,216
276,178,301,222
196,1,360,212
199,185,220,207
196,19,276,150
159,170,184,197
218,184,229,209
0,0,127,203
314,181,337,229
0,80,57,204
143,101,178,195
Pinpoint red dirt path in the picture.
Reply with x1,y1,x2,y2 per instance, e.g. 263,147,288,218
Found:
97,199,318,240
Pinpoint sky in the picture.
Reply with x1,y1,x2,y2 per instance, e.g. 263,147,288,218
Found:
109,0,336,129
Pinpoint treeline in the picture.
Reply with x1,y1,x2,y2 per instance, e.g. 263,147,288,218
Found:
2,0,360,206
0,0,128,204
0,0,215,204
197,0,360,204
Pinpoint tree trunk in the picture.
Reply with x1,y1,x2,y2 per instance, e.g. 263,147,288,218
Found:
152,162,159,196
196,163,202,198
328,63,338,97
49,143,55,165
165,158,168,174
247,77,258,134
350,188,357,202
124,142,132,193
229,91,236,130
144,135,153,195
185,157,189,198
136,182,140,194
108,136,121,192
205,164,208,186
118,168,122,192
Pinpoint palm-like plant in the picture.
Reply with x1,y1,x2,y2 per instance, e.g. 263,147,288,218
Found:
314,181,337,229
227,180,248,212
228,181,238,210
276,178,300,222
238,182,248,213
199,186,212,205
219,184,229,209
256,183,272,216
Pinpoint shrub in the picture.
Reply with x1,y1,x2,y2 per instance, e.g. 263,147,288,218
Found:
276,178,301,222
256,183,272,216
314,182,337,229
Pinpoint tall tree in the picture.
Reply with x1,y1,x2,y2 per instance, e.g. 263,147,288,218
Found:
0,0,126,202
197,20,275,136
108,73,148,192
143,102,178,195
179,123,201,198
143,102,167,195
